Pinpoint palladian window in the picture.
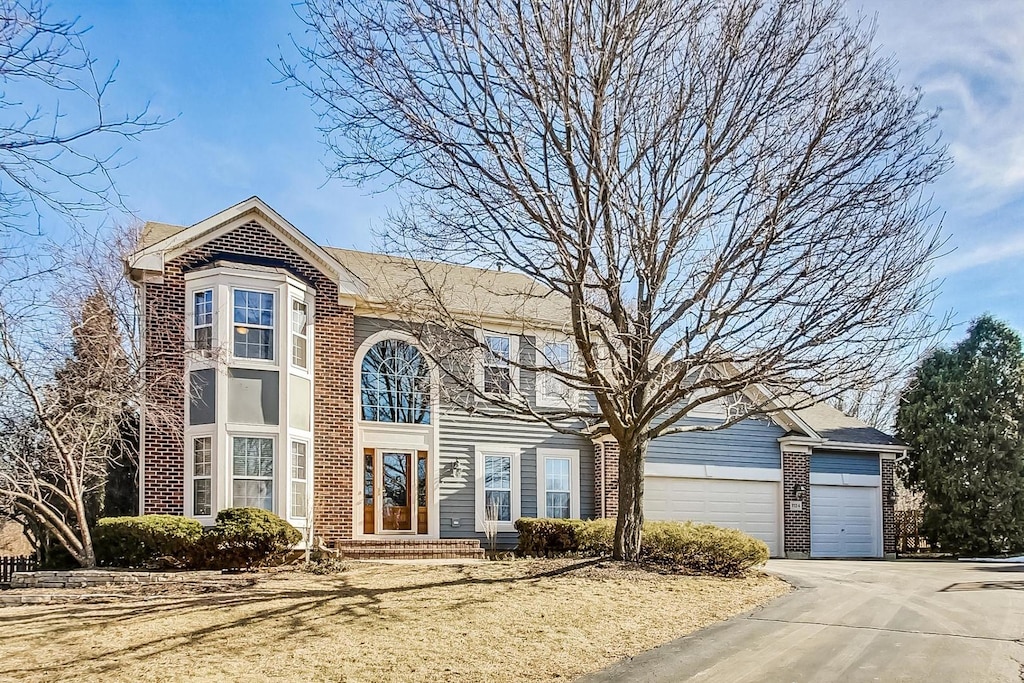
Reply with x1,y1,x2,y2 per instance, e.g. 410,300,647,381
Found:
360,339,430,424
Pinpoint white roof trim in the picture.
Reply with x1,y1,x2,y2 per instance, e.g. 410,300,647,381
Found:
818,440,907,454
127,196,367,299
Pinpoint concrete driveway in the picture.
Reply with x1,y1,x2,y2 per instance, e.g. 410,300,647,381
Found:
581,560,1024,682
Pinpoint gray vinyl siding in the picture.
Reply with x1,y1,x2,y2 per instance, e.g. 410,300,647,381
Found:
438,411,594,546
647,416,785,469
811,450,881,476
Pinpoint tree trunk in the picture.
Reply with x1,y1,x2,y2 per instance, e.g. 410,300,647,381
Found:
613,437,647,562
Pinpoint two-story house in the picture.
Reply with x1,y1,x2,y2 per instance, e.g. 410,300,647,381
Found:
127,197,904,559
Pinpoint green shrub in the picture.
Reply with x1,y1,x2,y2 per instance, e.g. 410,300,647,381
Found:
203,507,301,570
94,515,204,568
514,518,585,556
514,517,768,576
641,521,769,577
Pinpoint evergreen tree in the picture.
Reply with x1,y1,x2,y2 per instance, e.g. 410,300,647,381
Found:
897,316,1024,555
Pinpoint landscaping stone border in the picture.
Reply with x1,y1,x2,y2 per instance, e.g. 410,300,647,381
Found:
9,569,229,590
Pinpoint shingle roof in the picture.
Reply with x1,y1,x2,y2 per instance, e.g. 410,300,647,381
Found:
141,221,186,246
325,247,572,328
794,402,902,447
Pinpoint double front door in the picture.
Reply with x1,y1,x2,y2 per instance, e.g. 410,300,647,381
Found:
363,448,428,534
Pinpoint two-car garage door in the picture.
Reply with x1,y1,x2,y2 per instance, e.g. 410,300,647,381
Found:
644,477,780,556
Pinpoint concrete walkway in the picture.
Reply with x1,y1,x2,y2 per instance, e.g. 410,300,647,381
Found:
581,560,1024,682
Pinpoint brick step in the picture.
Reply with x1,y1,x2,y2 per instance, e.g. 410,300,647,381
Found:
331,539,485,560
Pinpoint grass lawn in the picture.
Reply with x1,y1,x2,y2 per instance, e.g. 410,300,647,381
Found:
0,559,789,682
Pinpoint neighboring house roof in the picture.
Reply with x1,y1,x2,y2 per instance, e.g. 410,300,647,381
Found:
792,402,903,449
326,247,571,328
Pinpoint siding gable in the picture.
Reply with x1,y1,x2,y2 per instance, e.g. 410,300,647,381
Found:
647,416,785,469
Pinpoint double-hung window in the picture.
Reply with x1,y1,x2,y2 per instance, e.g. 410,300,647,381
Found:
483,453,512,522
232,436,274,510
193,290,213,353
233,290,274,360
291,300,309,370
290,441,308,519
193,436,212,516
483,334,513,394
537,448,580,519
539,339,572,406
476,447,520,531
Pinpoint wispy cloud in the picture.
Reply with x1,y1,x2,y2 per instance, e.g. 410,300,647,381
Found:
933,231,1024,276
857,0,1024,213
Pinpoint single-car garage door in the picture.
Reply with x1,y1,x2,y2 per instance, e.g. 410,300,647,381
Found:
644,477,780,556
810,485,880,558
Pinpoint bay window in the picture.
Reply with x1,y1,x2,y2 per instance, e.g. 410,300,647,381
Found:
291,299,309,370
290,441,308,519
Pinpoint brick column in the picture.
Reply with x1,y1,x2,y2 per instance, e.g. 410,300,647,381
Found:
593,438,619,519
881,456,896,557
782,450,811,558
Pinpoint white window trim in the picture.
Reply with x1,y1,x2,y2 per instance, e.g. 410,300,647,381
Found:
534,335,576,409
230,286,277,363
191,289,214,356
474,445,521,533
289,297,311,375
289,438,311,521
475,330,520,397
229,434,276,510
536,448,581,519
189,433,215,520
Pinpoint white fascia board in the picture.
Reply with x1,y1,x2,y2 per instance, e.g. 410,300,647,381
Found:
810,473,882,487
819,441,907,455
127,197,368,300
645,462,782,482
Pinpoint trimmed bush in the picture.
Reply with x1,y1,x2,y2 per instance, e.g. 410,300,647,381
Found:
203,507,301,570
515,518,585,556
514,517,769,576
641,521,769,577
94,515,204,568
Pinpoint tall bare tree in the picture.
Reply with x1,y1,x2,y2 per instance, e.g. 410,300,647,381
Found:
286,0,948,560
0,228,149,567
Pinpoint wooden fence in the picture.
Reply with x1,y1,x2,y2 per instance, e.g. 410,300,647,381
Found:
0,555,37,585
895,509,932,553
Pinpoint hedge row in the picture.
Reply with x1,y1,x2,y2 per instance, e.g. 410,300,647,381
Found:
95,507,301,570
515,517,769,576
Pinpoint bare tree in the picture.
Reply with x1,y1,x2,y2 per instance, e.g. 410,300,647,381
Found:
0,0,165,237
0,226,181,567
285,0,949,560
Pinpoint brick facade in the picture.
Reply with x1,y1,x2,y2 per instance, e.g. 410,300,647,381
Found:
782,450,811,558
882,457,896,556
593,439,619,518
141,218,355,540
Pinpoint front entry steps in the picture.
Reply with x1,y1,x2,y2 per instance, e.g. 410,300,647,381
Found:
331,539,485,560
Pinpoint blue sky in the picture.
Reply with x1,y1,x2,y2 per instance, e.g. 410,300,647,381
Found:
55,0,1024,333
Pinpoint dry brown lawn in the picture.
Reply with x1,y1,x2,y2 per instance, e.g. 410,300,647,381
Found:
0,559,789,682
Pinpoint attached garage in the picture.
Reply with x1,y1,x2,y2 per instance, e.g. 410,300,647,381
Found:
644,472,781,556
809,451,882,558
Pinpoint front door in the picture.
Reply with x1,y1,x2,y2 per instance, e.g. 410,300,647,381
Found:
363,448,429,535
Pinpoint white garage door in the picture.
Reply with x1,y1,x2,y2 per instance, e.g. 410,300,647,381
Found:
644,477,780,556
810,485,880,558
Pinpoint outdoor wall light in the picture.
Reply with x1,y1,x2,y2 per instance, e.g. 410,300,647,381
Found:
885,486,897,507
792,483,808,498
449,458,467,480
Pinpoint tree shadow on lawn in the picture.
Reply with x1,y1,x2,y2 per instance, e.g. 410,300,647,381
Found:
0,558,604,680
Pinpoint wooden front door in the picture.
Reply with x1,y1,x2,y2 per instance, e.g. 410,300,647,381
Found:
363,448,429,535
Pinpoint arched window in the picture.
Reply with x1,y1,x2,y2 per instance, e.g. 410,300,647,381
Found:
360,339,431,424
